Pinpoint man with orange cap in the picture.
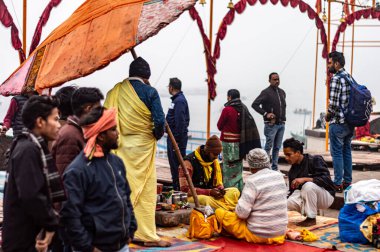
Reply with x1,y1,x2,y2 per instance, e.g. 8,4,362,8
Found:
61,108,136,252
179,135,240,210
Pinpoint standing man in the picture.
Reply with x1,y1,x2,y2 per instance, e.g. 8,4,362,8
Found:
0,91,37,137
217,89,261,192
252,72,286,171
52,87,104,176
61,108,136,252
104,57,170,247
326,51,354,192
3,96,64,252
166,77,190,191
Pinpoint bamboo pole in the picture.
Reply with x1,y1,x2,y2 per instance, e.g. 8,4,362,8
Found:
23,0,27,56
165,123,200,208
130,48,200,208
312,30,319,128
206,0,214,139
350,22,355,75
325,0,332,151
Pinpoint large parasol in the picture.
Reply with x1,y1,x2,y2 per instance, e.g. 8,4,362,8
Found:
0,0,196,96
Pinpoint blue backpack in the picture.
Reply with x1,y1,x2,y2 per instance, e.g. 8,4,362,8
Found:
338,73,372,127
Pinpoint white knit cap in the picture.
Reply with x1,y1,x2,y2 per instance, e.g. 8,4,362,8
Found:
247,148,270,169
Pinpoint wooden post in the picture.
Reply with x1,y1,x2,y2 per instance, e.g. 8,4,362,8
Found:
325,0,332,151
130,48,200,208
312,30,319,128
206,0,214,139
23,0,27,56
165,123,200,208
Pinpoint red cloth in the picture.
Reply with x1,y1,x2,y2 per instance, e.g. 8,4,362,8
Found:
200,237,333,252
217,106,240,142
29,0,62,55
0,0,25,61
2,98,18,129
355,121,371,140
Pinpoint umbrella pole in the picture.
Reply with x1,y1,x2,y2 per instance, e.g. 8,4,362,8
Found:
130,49,200,208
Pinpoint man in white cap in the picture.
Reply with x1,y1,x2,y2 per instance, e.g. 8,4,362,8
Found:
215,148,288,244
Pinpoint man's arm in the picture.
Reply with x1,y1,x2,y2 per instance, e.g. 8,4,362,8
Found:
2,98,18,132
179,160,211,196
251,91,267,116
173,100,188,139
61,168,94,252
328,76,341,115
52,133,83,176
217,108,228,132
235,182,256,220
311,156,335,190
13,144,58,232
150,89,165,140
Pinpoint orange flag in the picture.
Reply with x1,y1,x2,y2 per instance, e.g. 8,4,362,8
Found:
344,0,350,16
315,0,322,14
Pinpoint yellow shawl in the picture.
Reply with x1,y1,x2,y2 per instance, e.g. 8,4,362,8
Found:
194,146,223,187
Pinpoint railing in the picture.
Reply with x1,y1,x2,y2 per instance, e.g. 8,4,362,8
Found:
156,130,266,158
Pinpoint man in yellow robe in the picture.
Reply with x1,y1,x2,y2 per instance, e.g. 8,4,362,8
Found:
179,135,240,211
104,57,170,247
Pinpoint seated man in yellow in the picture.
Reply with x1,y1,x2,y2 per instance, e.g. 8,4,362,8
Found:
215,149,288,244
179,135,240,211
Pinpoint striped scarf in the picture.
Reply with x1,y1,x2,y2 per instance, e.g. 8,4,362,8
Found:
25,131,66,203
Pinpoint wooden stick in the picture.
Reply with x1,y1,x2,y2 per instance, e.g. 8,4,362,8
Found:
130,48,200,208
165,123,200,208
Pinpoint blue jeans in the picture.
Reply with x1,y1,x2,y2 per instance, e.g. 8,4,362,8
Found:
167,134,188,191
264,123,285,171
329,123,354,186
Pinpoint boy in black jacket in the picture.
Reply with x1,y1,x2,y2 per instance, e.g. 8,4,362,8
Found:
3,96,62,252
283,138,336,227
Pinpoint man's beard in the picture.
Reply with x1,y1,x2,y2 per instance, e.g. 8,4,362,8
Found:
328,66,337,74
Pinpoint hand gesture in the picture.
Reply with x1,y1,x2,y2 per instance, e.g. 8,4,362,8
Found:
35,230,55,252
210,188,224,199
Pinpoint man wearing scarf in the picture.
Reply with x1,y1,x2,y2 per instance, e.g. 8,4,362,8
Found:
104,57,169,247
179,135,240,210
217,89,261,192
3,96,64,252
61,108,137,252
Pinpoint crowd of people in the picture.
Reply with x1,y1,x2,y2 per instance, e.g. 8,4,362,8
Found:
0,51,357,251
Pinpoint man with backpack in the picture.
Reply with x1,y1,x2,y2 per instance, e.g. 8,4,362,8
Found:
326,51,371,192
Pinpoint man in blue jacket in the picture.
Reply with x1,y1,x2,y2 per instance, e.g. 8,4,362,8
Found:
61,107,137,252
166,77,190,191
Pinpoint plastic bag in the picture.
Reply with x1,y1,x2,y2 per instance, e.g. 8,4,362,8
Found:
339,203,380,244
344,179,380,204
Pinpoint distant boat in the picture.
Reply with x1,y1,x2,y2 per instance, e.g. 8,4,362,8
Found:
294,108,312,115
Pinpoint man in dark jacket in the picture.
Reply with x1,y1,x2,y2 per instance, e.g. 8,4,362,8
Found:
252,72,286,171
283,138,335,227
166,77,190,191
0,90,37,138
3,95,62,252
61,107,137,252
52,87,103,176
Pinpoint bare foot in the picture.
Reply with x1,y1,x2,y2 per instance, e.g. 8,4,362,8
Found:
296,217,316,227
143,240,171,247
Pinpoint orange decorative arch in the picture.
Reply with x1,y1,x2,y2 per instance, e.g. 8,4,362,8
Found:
332,8,380,51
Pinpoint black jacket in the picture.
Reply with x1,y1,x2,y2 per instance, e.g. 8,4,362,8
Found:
61,152,137,252
288,154,336,197
252,85,286,123
3,137,59,252
166,91,190,140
